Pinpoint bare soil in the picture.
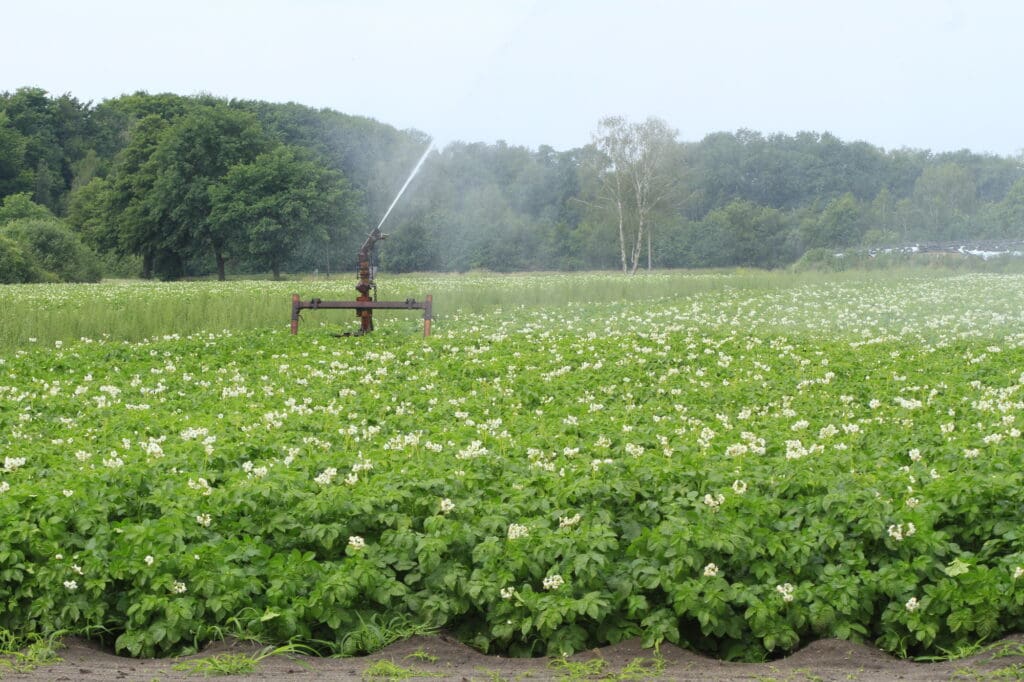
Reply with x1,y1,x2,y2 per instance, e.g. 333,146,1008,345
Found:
4,633,1024,681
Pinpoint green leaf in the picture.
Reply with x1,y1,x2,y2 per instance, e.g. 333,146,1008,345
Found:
944,558,970,577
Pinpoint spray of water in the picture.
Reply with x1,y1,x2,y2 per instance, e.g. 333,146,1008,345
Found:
376,142,434,232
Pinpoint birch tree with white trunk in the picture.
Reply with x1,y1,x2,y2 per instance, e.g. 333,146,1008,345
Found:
591,116,678,274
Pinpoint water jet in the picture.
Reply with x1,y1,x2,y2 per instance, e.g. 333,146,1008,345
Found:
291,143,435,337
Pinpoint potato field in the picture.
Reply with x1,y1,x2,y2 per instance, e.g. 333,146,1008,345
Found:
1,271,1023,661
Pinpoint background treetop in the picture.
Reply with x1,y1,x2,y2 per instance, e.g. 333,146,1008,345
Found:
1,88,1023,281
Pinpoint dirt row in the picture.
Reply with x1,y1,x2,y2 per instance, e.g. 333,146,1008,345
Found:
5,632,1024,681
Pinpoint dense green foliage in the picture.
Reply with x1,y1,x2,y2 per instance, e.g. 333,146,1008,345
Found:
2,272,1024,660
0,234,50,284
1,86,1023,281
1,218,101,283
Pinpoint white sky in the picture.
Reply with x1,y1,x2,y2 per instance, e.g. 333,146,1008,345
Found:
5,0,1023,156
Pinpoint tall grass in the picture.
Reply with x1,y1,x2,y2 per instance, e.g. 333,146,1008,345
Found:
0,268,963,351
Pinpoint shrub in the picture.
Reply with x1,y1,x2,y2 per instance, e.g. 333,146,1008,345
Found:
2,218,102,282
0,234,53,283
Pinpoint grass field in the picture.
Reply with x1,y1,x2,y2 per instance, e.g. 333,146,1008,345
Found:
1,270,1024,660
0,268,910,350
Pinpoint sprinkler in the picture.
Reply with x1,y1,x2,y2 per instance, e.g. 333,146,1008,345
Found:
290,226,432,337
291,142,435,338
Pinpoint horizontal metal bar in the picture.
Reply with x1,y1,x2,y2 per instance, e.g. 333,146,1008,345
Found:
292,293,432,337
296,299,428,311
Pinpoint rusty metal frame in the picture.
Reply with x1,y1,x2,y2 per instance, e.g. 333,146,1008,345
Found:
290,294,432,337
291,227,433,337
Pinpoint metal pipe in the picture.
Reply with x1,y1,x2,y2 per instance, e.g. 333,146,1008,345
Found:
423,294,432,337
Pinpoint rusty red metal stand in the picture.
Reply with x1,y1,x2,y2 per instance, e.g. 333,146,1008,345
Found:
290,293,432,337
290,227,433,337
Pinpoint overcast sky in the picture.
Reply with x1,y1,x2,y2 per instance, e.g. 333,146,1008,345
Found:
5,0,1022,156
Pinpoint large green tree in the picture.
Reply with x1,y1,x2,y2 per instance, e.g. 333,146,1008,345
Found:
208,146,362,279
146,104,272,279
100,115,172,277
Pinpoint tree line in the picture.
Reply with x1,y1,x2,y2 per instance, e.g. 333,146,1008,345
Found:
1,86,1023,282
